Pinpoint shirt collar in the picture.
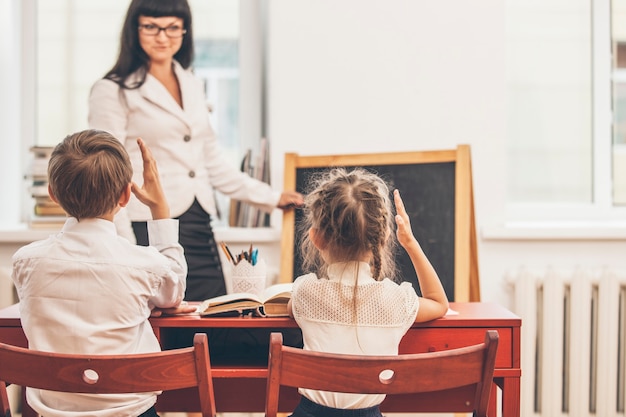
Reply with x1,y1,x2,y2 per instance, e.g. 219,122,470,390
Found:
327,262,375,284
61,217,118,236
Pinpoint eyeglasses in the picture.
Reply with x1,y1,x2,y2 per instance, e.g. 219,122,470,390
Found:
138,24,187,38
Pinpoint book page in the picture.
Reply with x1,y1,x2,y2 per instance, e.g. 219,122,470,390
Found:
261,301,290,317
196,292,262,315
195,283,293,316
261,282,293,302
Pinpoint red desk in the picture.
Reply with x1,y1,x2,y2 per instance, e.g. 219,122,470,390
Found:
0,302,521,417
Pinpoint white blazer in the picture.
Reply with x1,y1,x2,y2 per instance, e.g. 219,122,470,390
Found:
88,61,280,228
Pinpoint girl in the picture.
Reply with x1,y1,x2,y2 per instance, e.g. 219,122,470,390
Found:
288,168,449,417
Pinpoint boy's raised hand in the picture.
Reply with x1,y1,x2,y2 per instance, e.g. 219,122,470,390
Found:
131,138,170,220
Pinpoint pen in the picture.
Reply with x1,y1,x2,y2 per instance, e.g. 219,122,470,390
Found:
219,241,235,265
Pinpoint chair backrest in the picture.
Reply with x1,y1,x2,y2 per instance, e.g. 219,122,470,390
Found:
265,330,498,417
0,333,216,417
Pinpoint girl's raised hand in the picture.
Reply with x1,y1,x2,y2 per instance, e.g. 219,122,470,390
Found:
394,190,449,321
394,189,417,249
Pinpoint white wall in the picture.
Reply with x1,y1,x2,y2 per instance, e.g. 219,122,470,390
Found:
264,0,626,309
266,0,512,304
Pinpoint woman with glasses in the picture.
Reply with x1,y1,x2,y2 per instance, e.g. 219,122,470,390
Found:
88,0,303,305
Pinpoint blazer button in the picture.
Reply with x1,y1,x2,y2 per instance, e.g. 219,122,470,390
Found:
183,134,191,142
189,171,195,178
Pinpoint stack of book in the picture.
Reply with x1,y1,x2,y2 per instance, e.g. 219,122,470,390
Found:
229,138,272,227
28,146,66,228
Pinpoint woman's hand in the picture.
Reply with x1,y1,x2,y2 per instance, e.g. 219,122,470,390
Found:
277,191,304,210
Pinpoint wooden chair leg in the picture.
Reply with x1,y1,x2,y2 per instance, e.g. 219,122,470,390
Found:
488,381,498,416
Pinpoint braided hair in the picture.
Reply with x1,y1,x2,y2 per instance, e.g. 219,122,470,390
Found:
299,168,397,282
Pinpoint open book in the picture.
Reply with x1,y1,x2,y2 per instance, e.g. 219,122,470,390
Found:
196,283,292,317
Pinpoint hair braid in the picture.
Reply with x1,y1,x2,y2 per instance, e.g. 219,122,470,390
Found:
299,167,398,281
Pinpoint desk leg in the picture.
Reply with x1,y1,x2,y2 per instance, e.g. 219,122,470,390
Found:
495,376,520,417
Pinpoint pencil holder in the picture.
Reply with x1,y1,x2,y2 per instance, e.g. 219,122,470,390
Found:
230,258,267,296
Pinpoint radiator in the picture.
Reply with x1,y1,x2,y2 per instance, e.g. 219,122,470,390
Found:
510,268,626,417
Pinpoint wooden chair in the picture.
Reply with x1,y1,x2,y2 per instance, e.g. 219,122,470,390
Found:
0,333,216,417
265,330,499,417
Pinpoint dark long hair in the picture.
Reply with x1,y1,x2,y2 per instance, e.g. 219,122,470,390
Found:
104,0,194,89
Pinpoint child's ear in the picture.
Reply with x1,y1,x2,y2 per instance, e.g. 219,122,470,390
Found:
48,184,58,204
118,183,132,207
309,228,327,250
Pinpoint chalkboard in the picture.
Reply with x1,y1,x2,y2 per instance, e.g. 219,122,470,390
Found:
279,145,479,302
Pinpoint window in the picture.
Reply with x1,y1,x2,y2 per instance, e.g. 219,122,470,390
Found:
506,0,626,221
18,0,263,225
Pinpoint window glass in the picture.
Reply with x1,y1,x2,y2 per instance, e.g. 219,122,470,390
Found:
506,0,593,204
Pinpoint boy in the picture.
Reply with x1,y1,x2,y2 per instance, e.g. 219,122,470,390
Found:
12,130,188,417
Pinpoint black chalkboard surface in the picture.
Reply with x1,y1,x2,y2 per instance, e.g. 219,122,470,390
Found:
279,145,480,302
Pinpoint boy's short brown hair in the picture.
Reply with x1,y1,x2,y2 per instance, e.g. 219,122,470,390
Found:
48,129,132,220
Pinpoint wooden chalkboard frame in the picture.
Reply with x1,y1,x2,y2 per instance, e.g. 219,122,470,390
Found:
279,145,480,302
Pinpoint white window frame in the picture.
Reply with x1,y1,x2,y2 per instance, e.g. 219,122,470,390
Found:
0,0,25,228
593,0,614,211
494,0,626,239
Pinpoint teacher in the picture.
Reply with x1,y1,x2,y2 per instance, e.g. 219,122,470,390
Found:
88,0,303,302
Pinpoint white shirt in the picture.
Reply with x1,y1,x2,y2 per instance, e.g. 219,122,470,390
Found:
12,217,187,417
88,62,280,230
291,262,419,409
